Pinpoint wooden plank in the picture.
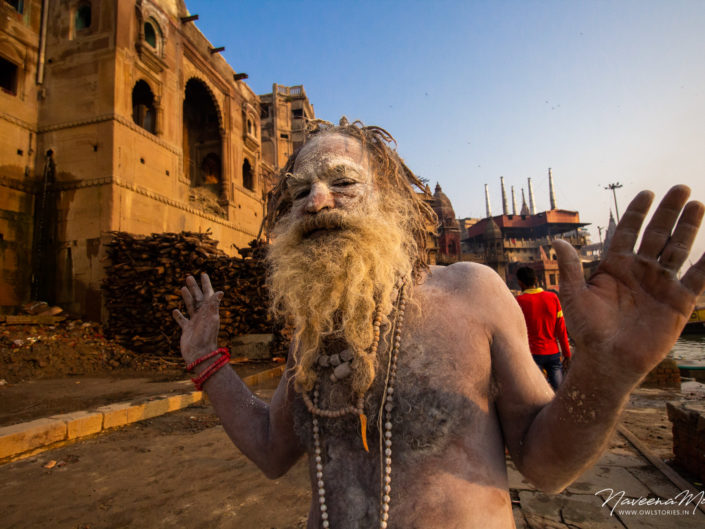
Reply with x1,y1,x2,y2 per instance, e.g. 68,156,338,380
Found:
3,315,67,325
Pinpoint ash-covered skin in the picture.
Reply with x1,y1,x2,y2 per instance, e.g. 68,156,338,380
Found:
293,303,495,529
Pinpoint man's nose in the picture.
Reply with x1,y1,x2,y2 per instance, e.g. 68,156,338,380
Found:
305,182,335,213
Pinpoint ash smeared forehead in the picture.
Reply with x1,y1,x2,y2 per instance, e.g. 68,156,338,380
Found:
287,152,371,187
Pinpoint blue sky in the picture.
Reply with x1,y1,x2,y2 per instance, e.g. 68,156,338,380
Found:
187,0,705,265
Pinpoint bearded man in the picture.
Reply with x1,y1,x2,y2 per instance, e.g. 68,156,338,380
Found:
173,120,705,529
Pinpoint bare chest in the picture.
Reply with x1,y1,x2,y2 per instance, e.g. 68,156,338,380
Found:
294,305,494,460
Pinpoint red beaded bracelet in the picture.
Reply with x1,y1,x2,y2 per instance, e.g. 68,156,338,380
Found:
186,347,229,372
188,348,231,390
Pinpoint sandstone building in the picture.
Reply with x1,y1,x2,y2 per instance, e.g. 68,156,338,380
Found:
0,0,313,319
259,83,315,182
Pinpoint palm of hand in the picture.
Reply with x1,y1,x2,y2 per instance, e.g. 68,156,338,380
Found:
172,274,224,364
555,186,705,378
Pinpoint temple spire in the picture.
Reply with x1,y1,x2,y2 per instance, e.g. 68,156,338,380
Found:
500,177,508,215
484,184,492,217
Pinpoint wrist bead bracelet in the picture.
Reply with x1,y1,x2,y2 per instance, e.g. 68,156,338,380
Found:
186,347,229,371
187,347,231,390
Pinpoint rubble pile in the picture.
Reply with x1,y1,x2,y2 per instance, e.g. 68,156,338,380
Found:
102,231,278,356
0,320,178,383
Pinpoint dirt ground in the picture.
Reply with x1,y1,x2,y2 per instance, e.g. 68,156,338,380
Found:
0,384,313,529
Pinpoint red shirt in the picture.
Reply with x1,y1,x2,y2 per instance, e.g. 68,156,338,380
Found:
515,288,571,358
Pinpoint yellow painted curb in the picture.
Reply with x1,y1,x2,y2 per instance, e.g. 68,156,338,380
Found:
0,418,67,460
1,364,283,462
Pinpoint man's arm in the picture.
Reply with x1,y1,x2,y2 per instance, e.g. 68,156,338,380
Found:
173,274,304,479
554,303,571,359
491,185,705,492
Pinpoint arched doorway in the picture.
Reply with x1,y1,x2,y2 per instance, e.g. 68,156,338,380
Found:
242,158,254,191
182,78,223,195
132,80,156,134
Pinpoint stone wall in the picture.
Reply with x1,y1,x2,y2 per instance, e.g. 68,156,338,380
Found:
640,357,681,389
666,401,705,482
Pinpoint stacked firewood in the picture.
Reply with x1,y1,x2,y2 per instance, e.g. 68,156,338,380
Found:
102,231,278,356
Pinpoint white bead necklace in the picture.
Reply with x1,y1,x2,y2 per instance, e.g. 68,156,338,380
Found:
309,278,408,529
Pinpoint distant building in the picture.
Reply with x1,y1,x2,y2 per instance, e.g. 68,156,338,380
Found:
431,183,461,264
463,172,589,289
259,83,315,185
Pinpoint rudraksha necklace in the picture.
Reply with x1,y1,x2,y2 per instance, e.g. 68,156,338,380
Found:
304,277,408,529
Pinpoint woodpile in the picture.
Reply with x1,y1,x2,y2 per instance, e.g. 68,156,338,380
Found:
102,231,282,357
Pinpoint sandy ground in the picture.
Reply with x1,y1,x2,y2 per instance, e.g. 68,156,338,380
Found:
1,384,313,529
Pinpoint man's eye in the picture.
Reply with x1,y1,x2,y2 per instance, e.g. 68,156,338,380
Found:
293,188,309,200
333,180,355,187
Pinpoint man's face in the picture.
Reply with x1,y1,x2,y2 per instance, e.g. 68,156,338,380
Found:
268,132,414,394
286,133,378,235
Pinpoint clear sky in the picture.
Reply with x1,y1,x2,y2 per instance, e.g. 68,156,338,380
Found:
186,0,705,267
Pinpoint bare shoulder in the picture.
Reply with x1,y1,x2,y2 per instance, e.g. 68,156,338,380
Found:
425,262,510,296
419,263,518,320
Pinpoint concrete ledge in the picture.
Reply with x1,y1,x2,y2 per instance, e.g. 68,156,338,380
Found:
230,334,274,360
0,393,205,462
0,418,67,460
98,402,131,429
51,411,103,440
0,366,279,462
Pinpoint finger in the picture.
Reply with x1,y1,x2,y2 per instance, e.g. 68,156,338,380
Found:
607,190,654,255
552,239,585,301
201,273,214,297
637,185,691,258
186,275,203,306
208,291,224,313
172,309,188,328
681,251,705,295
181,286,195,316
659,200,705,272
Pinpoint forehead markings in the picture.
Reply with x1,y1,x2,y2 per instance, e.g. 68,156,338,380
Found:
288,154,369,187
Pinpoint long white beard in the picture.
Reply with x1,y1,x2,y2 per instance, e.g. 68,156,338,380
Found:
267,207,413,394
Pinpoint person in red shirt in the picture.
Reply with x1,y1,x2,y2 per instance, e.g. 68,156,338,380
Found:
515,266,571,389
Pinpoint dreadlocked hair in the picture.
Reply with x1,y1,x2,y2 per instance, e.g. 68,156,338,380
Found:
264,118,438,281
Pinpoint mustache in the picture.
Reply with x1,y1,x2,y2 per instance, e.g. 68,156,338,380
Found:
296,210,358,238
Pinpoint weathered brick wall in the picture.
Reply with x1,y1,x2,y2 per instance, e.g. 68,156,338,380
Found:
641,357,681,389
666,401,705,482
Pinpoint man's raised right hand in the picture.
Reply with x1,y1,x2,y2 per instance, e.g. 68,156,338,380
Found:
172,273,224,365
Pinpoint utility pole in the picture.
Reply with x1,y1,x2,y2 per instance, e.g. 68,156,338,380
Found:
604,182,623,222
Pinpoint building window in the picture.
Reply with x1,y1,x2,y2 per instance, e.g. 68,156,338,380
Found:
243,159,254,191
260,104,269,119
144,20,158,49
75,3,92,31
247,119,253,135
132,80,156,134
549,273,556,286
0,56,18,95
4,0,23,13
292,108,303,118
